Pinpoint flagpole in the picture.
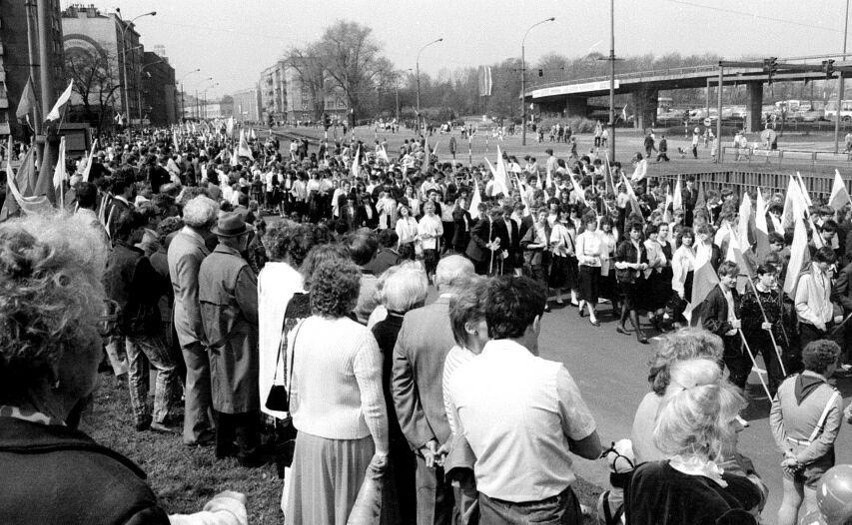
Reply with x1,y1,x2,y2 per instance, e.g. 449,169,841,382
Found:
738,329,773,400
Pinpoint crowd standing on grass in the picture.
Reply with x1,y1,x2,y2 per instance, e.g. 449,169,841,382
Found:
3,119,852,524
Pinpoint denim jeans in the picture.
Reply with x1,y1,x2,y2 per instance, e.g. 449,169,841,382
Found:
126,334,178,425
479,486,581,525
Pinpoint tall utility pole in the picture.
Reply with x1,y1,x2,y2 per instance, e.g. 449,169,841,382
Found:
835,0,850,153
36,0,58,186
716,64,724,163
521,17,555,146
24,1,40,134
416,38,443,134
608,0,616,161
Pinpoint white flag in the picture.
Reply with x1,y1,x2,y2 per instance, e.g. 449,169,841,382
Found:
53,137,66,203
829,169,851,211
672,175,683,211
468,177,482,215
45,80,74,122
81,139,98,182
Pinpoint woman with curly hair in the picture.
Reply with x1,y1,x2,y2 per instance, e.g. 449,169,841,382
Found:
0,212,247,524
285,258,389,524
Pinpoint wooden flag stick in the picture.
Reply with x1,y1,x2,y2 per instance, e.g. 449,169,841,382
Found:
739,329,773,401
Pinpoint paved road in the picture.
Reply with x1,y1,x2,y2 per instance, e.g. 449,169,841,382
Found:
535,300,852,521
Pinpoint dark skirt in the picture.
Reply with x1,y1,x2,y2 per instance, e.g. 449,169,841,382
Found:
549,254,578,289
577,265,601,303
618,279,643,310
644,269,672,311
600,272,618,302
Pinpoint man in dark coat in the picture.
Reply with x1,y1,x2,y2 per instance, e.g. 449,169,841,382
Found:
198,212,262,467
104,209,177,433
694,261,749,390
466,203,497,275
681,176,700,227
833,259,852,364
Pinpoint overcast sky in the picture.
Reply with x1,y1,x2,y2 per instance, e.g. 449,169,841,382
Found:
72,0,850,99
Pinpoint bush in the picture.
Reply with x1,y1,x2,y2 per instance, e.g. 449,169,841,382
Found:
537,116,601,133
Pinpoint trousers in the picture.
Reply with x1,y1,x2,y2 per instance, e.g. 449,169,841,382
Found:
478,485,581,525
181,340,215,445
126,334,179,425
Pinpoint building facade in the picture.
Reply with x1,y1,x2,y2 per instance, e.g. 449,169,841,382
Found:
258,57,349,125
232,87,261,123
0,0,66,138
142,50,176,126
61,4,144,127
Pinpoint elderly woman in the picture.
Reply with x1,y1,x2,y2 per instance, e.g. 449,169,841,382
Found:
371,262,429,525
625,359,763,524
0,213,247,524
286,258,389,524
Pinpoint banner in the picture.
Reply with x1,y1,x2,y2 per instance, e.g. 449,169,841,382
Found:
478,65,493,97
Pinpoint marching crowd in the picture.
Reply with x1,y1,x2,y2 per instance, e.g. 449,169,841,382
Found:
2,121,852,525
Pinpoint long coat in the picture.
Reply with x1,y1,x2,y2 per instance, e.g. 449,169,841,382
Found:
199,243,260,414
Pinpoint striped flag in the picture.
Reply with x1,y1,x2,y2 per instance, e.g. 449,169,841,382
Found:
621,175,643,218
755,187,770,261
829,169,851,211
686,240,720,325
478,66,493,97
468,177,482,215
53,137,66,208
45,80,74,122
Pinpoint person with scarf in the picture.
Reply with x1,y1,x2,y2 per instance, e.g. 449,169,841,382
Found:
770,340,843,525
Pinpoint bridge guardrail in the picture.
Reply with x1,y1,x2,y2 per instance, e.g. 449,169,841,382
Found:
652,169,850,199
526,64,724,93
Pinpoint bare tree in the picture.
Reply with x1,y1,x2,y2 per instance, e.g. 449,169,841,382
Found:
282,44,328,122
65,48,121,136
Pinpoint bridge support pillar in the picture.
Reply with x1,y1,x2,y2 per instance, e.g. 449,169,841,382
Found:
632,87,659,131
563,96,589,118
746,82,763,133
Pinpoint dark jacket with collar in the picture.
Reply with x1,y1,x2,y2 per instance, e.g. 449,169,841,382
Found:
0,417,169,525
697,284,740,338
103,241,168,336
833,262,852,313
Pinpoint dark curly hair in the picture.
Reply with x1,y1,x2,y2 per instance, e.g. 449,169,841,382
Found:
300,243,349,285
309,259,361,318
802,340,841,375
262,220,317,266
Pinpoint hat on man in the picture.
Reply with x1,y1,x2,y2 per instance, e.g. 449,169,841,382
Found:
212,211,248,237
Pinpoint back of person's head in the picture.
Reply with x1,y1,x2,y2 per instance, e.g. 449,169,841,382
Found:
156,216,184,247
483,276,546,340
346,228,378,266
300,243,349,285
377,228,398,249
449,276,488,347
75,182,98,209
113,209,145,241
648,328,724,395
802,340,841,375
309,258,361,318
666,358,723,394
111,167,135,195
182,195,218,229
378,262,428,314
434,255,474,293
814,246,837,265
654,379,744,462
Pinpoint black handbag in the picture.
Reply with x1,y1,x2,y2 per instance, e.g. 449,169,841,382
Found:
265,320,303,412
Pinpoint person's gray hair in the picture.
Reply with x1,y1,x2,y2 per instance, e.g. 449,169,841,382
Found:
182,196,218,228
435,255,474,293
379,262,428,313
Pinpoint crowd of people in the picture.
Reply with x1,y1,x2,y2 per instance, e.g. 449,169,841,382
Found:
2,121,852,524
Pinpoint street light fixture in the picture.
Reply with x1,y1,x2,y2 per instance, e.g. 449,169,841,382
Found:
521,17,555,146
202,82,219,120
179,69,201,121
416,37,443,134
115,8,156,130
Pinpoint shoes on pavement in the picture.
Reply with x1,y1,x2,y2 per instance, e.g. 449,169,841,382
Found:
616,326,630,336
589,319,600,327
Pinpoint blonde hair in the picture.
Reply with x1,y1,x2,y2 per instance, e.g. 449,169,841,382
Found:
379,262,428,313
653,367,744,462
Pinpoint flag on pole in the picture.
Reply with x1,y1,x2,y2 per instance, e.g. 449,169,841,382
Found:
53,137,66,208
545,163,554,190
621,174,643,218
795,171,813,207
173,130,180,151
2,145,50,219
685,240,720,325
351,145,360,179
468,177,482,215
781,175,801,230
15,76,38,121
250,128,257,140
726,223,752,292
783,213,811,300
421,136,431,175
737,192,752,251
694,180,706,211
226,117,235,136
493,146,511,197
809,216,825,249
631,158,648,182
672,175,683,212
377,145,390,164
230,145,239,167
515,174,532,215
567,169,587,206
603,152,615,195
237,129,254,159
45,80,74,122
829,169,851,211
663,185,673,223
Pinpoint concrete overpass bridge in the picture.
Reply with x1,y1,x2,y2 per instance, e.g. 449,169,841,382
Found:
524,61,850,132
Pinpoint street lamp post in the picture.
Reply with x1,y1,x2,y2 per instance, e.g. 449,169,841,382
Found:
521,17,555,146
835,0,850,153
416,38,443,134
179,69,201,122
115,8,156,131
608,0,616,161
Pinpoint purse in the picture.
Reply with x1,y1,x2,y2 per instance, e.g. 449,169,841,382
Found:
265,319,303,412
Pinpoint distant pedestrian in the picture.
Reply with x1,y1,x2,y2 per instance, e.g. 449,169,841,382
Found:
692,128,700,159
643,132,656,159
656,135,670,162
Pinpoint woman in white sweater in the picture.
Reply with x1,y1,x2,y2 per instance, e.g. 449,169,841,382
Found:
286,258,389,524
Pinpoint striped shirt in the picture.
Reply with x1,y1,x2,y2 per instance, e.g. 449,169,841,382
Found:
443,345,476,436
